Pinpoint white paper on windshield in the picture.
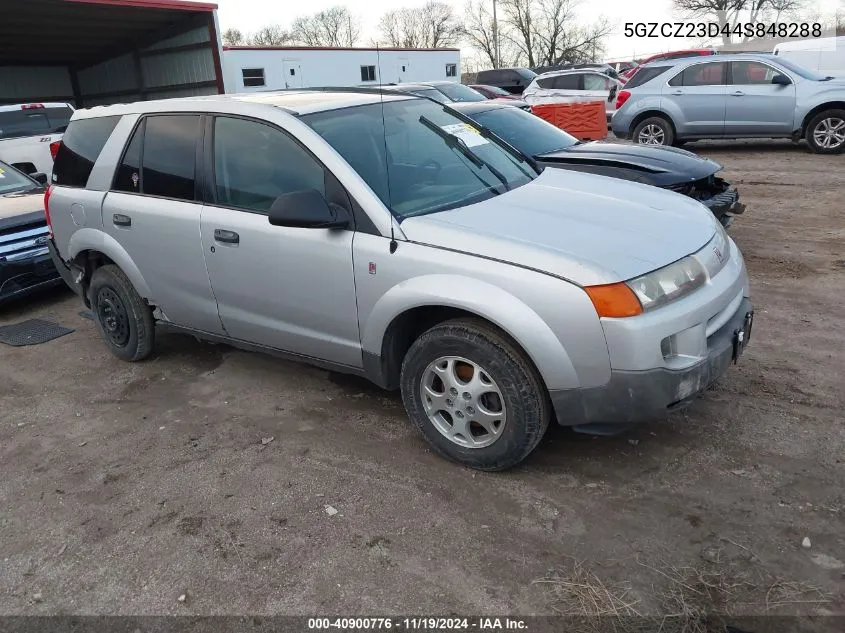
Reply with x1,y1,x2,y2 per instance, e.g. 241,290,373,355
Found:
440,123,489,148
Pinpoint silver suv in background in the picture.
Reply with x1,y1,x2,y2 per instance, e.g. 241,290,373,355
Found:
47,91,752,470
611,53,845,153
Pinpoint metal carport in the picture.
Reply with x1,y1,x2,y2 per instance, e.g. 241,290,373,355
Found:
0,0,224,107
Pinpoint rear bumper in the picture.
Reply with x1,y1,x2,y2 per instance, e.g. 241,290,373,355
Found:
0,249,62,304
47,238,84,299
549,297,753,428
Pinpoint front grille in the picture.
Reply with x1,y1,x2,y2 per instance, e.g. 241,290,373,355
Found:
665,175,729,202
0,222,49,263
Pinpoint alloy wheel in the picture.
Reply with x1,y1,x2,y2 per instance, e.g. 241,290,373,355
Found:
419,356,507,449
638,124,666,145
813,117,845,150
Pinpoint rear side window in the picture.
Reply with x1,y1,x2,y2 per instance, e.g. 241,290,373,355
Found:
0,105,73,140
52,116,120,188
112,114,200,201
668,62,727,87
624,66,671,89
552,74,580,89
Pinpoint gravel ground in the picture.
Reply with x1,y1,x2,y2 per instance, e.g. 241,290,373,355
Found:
0,139,843,628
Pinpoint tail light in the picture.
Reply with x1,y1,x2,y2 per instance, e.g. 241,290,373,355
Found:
44,185,54,238
616,90,631,110
49,140,61,160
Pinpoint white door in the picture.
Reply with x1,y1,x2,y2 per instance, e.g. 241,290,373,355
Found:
397,58,409,83
283,60,303,88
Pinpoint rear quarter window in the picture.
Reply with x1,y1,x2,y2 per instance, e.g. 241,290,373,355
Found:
624,66,671,89
52,116,121,188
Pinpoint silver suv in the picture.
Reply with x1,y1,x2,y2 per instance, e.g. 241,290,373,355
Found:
47,91,753,470
611,53,845,153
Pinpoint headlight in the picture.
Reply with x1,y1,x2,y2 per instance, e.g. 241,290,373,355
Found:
626,256,707,311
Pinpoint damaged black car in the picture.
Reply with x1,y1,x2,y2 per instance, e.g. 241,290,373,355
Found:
451,102,744,228
0,160,61,304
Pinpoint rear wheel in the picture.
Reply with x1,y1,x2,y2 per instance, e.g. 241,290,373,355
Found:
89,265,154,362
632,116,674,146
805,109,845,154
400,318,550,471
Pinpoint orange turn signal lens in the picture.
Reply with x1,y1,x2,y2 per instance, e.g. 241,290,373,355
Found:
584,283,643,318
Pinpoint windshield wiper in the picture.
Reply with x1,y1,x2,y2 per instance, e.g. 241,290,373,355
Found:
418,115,511,192
441,105,540,174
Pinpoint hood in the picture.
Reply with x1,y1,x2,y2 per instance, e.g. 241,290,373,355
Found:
0,189,45,232
491,97,531,109
400,168,717,286
537,142,722,182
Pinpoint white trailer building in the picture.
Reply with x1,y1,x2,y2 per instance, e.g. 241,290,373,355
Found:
222,46,461,92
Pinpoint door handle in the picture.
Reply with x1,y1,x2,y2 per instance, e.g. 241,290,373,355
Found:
671,90,683,95
213,229,239,244
113,214,131,227
731,90,745,96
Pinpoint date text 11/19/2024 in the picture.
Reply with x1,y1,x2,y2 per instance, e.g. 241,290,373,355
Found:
308,618,528,631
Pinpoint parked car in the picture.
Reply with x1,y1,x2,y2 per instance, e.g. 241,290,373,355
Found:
774,36,845,78
451,102,744,227
48,91,752,470
607,60,638,76
469,84,522,100
383,81,532,111
0,102,74,176
533,63,620,81
0,160,62,304
522,69,623,121
474,68,538,95
612,53,845,154
622,49,716,83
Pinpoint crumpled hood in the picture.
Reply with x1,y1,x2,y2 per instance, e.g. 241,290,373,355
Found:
400,168,717,286
539,142,722,180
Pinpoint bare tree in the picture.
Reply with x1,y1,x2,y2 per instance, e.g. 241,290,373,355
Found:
672,0,805,43
497,0,611,67
222,28,244,46
463,0,498,67
249,25,292,46
378,2,462,48
291,6,361,47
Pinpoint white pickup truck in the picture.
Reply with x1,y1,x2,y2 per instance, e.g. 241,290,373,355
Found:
0,102,74,176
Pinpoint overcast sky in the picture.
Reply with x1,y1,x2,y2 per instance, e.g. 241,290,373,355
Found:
215,0,842,60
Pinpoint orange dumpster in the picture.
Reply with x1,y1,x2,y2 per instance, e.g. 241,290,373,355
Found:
530,100,607,141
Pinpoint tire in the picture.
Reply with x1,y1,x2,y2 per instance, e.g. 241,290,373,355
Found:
805,109,845,154
400,318,551,471
89,264,154,362
632,116,674,146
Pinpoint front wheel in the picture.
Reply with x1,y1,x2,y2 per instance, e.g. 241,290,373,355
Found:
805,109,845,154
400,318,550,471
632,116,674,146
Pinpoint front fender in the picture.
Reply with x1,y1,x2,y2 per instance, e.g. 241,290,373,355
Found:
68,228,153,299
361,274,581,391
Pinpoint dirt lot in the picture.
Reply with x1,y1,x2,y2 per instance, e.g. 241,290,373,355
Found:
1,141,843,629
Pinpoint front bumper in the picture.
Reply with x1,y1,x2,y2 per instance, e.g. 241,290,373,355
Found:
0,248,63,304
549,297,753,429
700,187,745,228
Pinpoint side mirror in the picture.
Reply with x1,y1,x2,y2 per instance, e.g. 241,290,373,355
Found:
30,172,49,186
267,189,350,229
772,74,791,86
608,85,618,102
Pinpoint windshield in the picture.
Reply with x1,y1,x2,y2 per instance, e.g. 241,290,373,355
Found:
407,88,450,104
477,85,510,97
303,99,535,219
469,107,579,156
0,162,37,194
434,83,486,102
772,57,828,81
0,105,72,140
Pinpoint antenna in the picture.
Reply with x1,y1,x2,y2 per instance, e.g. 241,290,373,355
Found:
376,43,398,254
